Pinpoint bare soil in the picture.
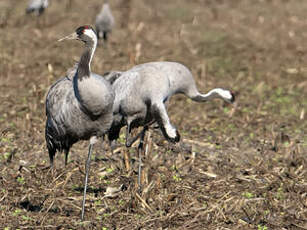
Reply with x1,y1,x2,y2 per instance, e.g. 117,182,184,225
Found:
0,0,306,229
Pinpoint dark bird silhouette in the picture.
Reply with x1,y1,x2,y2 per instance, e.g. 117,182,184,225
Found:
45,25,114,220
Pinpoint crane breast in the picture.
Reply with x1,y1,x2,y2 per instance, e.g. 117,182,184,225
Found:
76,76,114,116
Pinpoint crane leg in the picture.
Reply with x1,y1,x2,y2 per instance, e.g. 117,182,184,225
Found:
126,130,142,147
123,125,132,171
109,139,115,155
137,126,148,192
103,31,108,41
126,120,155,147
152,102,180,143
81,136,97,221
125,124,132,146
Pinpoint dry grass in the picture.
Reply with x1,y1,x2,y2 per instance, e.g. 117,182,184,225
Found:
0,0,306,229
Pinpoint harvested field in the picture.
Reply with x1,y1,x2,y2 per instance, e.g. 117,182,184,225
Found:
0,0,306,229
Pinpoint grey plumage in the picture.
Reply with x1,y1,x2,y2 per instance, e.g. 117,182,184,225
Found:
45,25,114,220
106,61,234,188
108,61,234,144
26,0,49,15
102,71,123,84
45,73,114,162
95,2,115,41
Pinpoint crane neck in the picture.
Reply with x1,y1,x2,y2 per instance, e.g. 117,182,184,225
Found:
102,3,110,13
73,37,99,118
76,39,97,80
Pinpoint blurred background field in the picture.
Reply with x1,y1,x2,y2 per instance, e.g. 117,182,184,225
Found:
0,0,306,229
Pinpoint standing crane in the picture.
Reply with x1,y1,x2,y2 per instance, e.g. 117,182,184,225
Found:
45,25,114,220
106,61,235,187
26,0,49,16
95,1,115,41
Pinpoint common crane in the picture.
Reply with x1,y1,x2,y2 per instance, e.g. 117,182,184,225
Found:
106,61,235,187
45,25,114,220
26,0,49,16
95,1,115,41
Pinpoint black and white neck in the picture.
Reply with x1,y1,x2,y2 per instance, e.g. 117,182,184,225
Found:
76,27,98,80
192,88,235,103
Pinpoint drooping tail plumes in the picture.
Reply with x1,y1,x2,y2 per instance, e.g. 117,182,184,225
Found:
45,117,73,166
45,118,58,166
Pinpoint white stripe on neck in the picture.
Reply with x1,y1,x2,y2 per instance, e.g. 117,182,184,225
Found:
83,29,97,72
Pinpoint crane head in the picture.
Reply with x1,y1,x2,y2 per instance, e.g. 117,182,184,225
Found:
58,25,97,45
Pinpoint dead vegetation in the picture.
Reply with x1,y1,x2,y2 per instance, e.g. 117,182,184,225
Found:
0,0,306,229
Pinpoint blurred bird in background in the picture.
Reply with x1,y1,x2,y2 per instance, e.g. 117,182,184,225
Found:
26,0,49,16
95,0,115,42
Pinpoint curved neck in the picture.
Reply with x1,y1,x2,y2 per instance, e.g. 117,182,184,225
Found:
192,88,231,102
102,3,108,11
73,38,98,117
77,40,96,80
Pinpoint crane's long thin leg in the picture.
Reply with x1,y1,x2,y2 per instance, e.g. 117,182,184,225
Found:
81,137,96,221
152,102,180,143
109,139,115,155
123,125,131,171
103,31,108,41
137,126,148,192
126,121,155,147
125,124,131,147
126,130,143,147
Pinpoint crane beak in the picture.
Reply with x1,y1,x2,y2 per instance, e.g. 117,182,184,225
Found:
58,32,78,42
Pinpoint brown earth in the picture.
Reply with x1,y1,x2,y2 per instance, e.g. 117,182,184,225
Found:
0,0,306,229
